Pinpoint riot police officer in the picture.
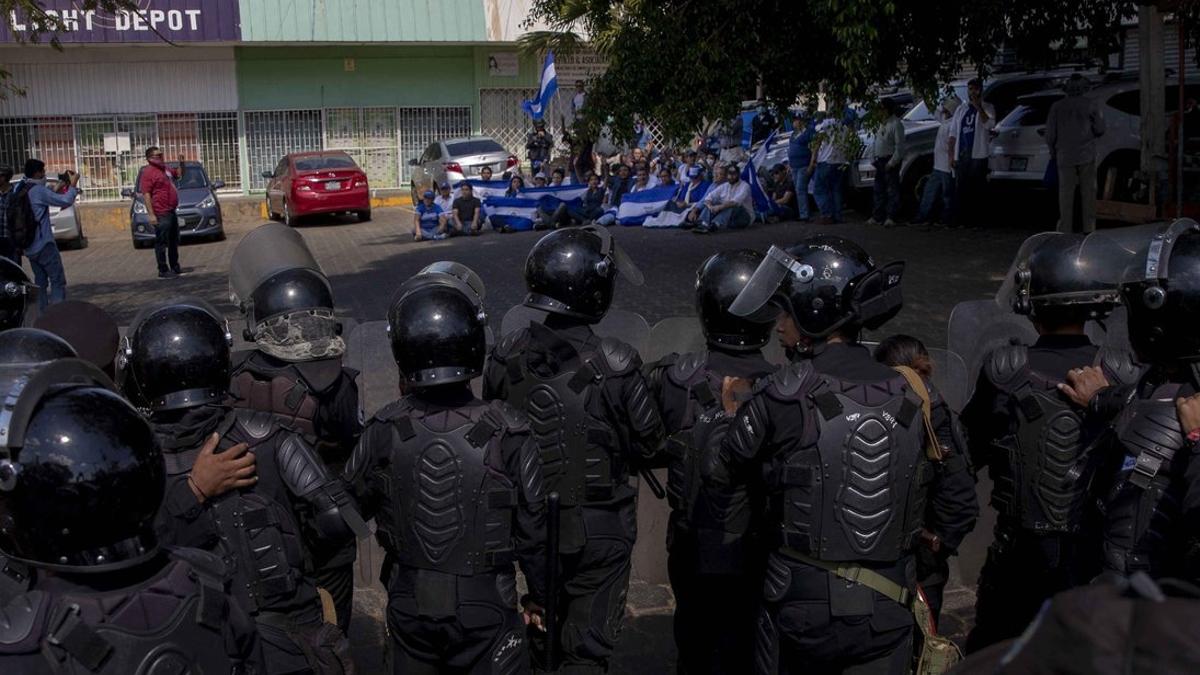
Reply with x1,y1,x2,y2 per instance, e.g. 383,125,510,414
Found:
0,256,31,331
344,272,546,674
484,226,665,673
227,223,363,630
0,358,262,673
646,249,778,674
961,232,1141,652
0,327,76,364
122,297,366,674
705,236,977,674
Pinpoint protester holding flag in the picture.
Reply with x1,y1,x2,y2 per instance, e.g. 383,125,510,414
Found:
570,173,607,224
694,164,753,233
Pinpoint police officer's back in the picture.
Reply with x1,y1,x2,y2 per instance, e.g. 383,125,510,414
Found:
343,273,545,674
706,237,976,674
645,250,776,675
0,359,262,674
961,233,1141,652
483,226,665,672
122,298,366,674
0,256,31,332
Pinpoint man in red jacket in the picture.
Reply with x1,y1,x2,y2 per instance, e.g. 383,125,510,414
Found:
139,146,181,279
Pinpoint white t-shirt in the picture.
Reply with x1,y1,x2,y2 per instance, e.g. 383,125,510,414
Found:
933,116,954,173
434,194,454,214
703,179,753,217
816,120,847,165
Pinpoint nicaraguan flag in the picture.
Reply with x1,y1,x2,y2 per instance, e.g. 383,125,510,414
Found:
454,179,511,201
743,129,777,217
522,184,588,206
522,52,558,120
483,196,540,231
615,186,677,226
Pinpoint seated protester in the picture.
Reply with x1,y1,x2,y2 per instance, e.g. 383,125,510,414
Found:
533,172,548,188
684,164,725,228
480,165,495,182
768,163,797,221
670,165,710,217
605,163,633,207
505,175,525,197
434,182,454,215
451,182,483,235
657,167,676,190
413,190,446,241
694,163,752,233
630,165,653,193
569,173,607,225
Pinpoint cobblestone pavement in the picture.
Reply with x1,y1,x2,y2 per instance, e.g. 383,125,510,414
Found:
52,206,1033,671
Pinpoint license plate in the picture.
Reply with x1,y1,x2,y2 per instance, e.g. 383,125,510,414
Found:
326,181,342,190
1009,158,1028,171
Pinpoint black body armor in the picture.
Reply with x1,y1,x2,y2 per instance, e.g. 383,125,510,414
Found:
229,351,357,444
1104,384,1188,577
0,550,251,675
369,400,525,577
985,345,1141,533
763,364,931,562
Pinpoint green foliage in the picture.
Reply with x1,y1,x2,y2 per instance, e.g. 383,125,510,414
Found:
525,0,1140,143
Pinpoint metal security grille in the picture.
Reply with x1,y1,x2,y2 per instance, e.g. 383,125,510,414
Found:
244,110,323,191
157,112,242,192
480,88,537,158
397,107,471,184
323,107,399,189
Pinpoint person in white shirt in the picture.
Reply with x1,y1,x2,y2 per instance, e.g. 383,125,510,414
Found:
694,163,752,233
434,182,454,230
913,95,961,227
868,97,906,227
811,112,851,223
948,78,996,226
570,80,586,121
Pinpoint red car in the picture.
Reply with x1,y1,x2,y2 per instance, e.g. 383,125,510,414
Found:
263,151,371,226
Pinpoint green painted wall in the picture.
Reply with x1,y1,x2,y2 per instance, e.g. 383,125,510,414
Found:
236,46,477,112
239,0,487,43
472,46,540,89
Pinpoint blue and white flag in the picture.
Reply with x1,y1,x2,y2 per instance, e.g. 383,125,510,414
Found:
482,196,540,232
453,179,510,201
522,184,588,206
614,186,677,226
742,129,778,217
522,52,558,120
643,183,711,228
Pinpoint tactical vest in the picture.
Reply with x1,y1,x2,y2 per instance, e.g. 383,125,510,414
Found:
765,364,932,563
497,330,628,508
986,345,1141,534
372,401,521,577
0,550,240,675
160,412,316,616
1106,383,1187,575
229,354,354,439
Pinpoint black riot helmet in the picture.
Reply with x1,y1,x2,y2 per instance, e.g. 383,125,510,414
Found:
524,225,644,322
416,260,487,308
0,359,163,572
0,256,32,331
121,298,232,411
695,249,777,350
730,235,903,341
387,280,487,387
0,327,77,364
1120,219,1200,364
1005,233,1122,322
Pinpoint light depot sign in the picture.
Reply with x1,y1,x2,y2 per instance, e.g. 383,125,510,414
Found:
2,0,240,43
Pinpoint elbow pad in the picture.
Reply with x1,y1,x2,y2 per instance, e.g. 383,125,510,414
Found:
278,434,370,540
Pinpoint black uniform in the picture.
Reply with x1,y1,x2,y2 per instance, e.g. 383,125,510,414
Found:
484,316,665,671
707,343,978,674
344,388,546,674
229,349,363,631
648,348,773,674
152,404,361,674
962,336,1141,651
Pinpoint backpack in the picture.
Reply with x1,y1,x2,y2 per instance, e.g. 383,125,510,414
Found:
5,181,38,250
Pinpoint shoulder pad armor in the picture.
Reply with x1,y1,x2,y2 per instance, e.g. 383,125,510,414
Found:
766,361,815,399
668,351,707,385
277,433,329,498
494,328,530,362
1097,347,1142,387
598,337,640,375
231,409,278,441
0,591,44,649
490,401,531,435
985,345,1029,386
372,399,411,423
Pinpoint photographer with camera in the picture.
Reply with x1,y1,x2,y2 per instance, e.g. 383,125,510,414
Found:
15,158,77,310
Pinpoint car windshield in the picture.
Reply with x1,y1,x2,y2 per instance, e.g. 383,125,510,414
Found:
294,155,357,171
905,85,969,122
169,164,209,189
446,140,506,156
999,95,1063,128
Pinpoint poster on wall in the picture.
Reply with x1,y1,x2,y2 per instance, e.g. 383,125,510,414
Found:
0,0,241,43
487,52,519,77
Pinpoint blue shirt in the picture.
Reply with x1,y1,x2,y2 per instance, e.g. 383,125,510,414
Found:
416,202,442,232
788,126,815,168
958,106,978,160
26,181,77,255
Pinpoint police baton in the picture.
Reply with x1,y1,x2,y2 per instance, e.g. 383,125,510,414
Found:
640,468,666,500
545,491,561,670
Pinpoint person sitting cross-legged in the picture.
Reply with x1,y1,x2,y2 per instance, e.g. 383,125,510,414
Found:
694,164,752,234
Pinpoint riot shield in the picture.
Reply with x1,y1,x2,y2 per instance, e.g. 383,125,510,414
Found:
946,299,1037,393
228,223,324,307
994,232,1063,313
929,348,970,413
344,321,399,418
498,306,651,356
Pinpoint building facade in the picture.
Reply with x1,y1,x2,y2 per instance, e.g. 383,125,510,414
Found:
0,0,605,200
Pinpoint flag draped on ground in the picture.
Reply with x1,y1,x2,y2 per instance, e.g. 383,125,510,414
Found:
522,52,558,120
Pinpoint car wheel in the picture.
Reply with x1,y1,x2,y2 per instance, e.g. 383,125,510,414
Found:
357,210,372,222
266,195,279,221
283,199,295,227
68,223,87,250
410,182,419,204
